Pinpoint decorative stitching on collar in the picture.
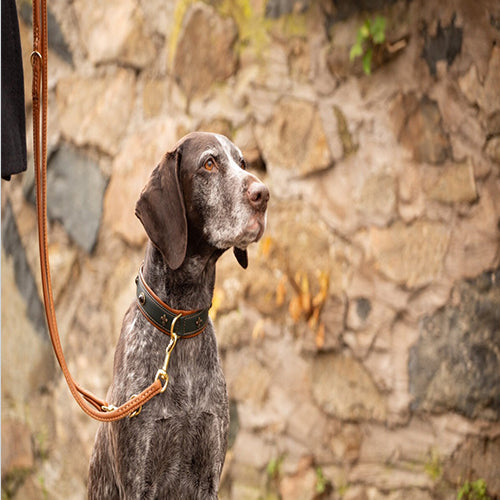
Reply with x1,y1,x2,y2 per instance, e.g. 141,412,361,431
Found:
135,267,209,338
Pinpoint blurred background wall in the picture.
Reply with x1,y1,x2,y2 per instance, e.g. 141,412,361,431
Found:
2,0,500,498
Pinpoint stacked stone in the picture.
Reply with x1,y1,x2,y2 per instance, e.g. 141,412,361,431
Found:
2,0,499,498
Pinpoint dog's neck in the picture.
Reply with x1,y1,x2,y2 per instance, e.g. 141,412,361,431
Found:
142,241,222,312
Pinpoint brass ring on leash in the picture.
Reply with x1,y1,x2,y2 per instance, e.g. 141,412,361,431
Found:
128,394,142,418
30,50,42,67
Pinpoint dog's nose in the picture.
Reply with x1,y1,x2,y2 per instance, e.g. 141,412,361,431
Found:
247,181,270,211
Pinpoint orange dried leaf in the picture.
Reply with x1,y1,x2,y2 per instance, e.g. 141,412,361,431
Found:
308,307,320,330
210,288,224,320
260,236,274,258
289,295,303,323
300,273,312,314
276,275,287,307
301,293,312,316
315,322,325,349
312,271,330,309
252,318,265,340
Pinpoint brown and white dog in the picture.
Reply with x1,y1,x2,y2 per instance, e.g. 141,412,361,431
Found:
87,132,269,499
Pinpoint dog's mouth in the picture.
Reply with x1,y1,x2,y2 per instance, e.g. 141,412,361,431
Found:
223,213,266,252
245,213,266,242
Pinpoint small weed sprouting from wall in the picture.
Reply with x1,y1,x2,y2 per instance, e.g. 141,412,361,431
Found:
350,15,387,75
457,479,491,500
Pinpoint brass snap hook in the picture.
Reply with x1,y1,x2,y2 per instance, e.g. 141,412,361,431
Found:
154,313,182,393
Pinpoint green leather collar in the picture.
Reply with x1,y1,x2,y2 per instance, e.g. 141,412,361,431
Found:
135,267,209,338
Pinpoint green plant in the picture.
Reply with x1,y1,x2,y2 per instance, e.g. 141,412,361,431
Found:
349,15,387,75
265,456,284,498
457,479,491,500
266,456,283,482
315,467,328,494
38,475,50,500
424,448,443,481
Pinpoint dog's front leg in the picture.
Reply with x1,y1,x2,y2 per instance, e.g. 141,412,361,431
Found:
88,424,120,499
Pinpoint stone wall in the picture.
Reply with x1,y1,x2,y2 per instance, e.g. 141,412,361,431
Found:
2,0,500,498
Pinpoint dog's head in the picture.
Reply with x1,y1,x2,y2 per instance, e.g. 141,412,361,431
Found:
135,132,269,270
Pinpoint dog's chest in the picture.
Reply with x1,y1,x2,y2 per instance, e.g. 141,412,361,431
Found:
120,317,227,415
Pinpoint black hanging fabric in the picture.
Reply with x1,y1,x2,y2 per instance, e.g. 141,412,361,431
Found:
2,0,28,181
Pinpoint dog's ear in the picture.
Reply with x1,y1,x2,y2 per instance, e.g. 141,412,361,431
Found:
135,150,187,270
233,247,248,269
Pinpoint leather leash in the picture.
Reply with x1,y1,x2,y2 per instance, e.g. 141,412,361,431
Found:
30,0,168,421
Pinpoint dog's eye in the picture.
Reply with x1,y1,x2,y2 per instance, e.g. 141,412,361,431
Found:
204,158,216,171
240,159,247,170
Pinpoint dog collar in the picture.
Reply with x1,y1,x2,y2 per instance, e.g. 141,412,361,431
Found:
135,267,209,338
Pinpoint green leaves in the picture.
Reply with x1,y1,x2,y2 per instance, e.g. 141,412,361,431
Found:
349,40,363,61
371,15,386,44
362,47,373,75
350,15,387,75
457,479,491,500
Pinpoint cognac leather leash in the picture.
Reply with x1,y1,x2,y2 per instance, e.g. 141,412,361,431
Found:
30,0,205,421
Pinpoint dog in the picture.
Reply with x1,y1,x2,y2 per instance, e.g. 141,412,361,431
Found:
87,132,269,499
